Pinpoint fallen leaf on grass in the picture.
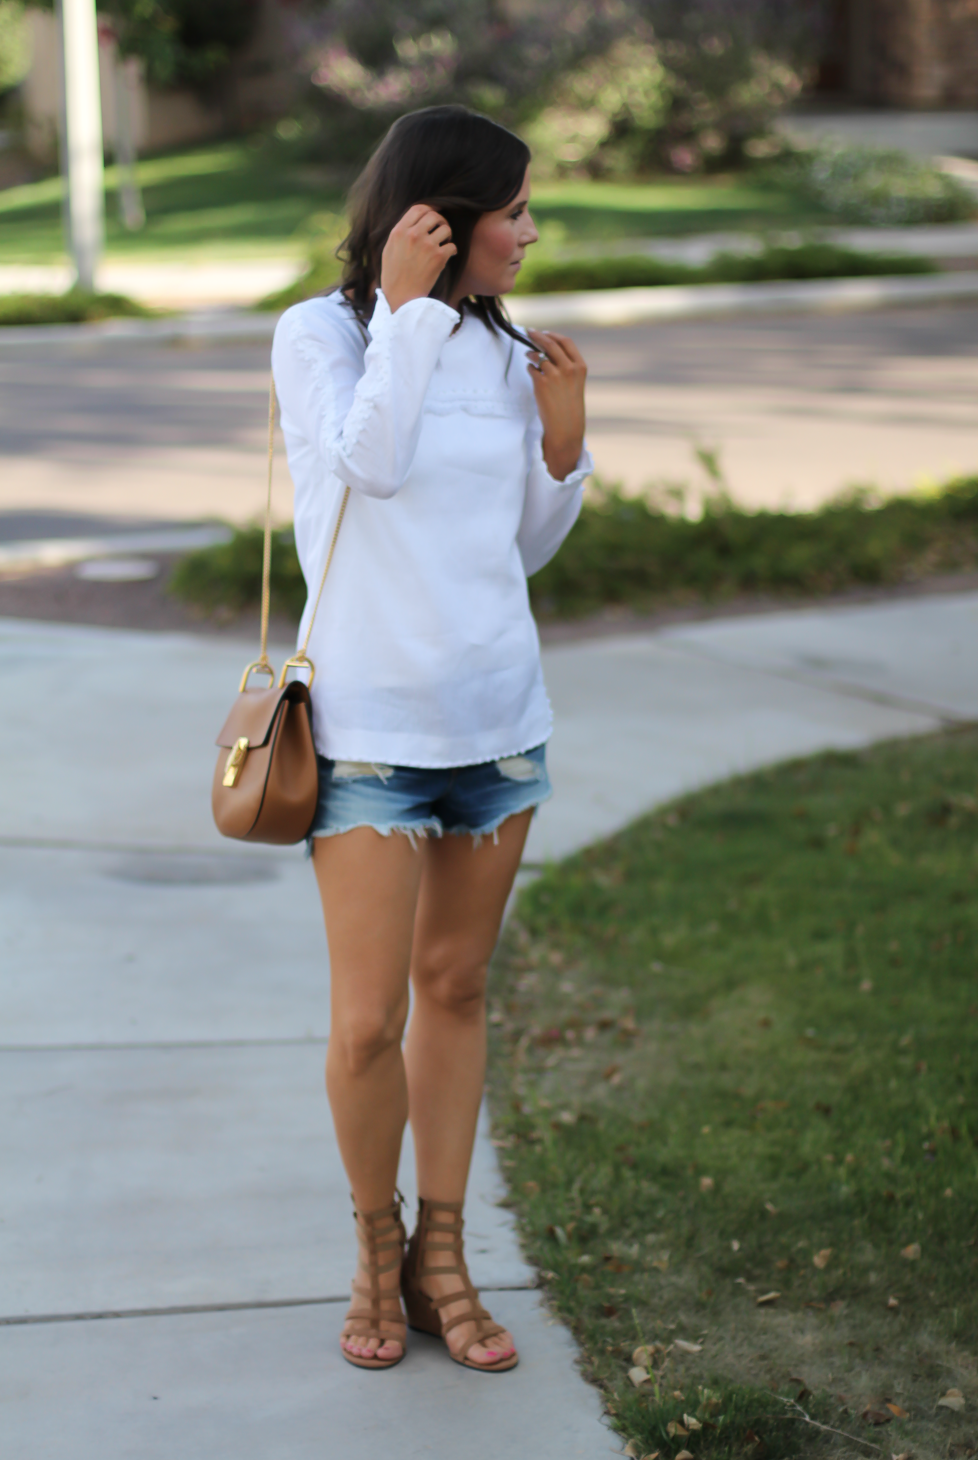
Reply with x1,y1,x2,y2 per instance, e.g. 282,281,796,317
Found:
522,1180,540,1195
640,1453,661,1459
673,1339,703,1354
731,1239,741,1252
675,1451,694,1460
813,1248,833,1269
744,1429,761,1446
684,1414,703,1431
666,1421,689,1438
756,1291,780,1305
901,1243,921,1261
764,1201,778,1215
602,1063,621,1081
860,979,874,993
603,1304,619,1318
650,1257,669,1273
623,1442,641,1458
699,1176,714,1192
887,1296,900,1309
862,1408,893,1426
937,1389,965,1413
604,1256,632,1273
886,1403,909,1419
628,1366,651,1388
891,1453,911,1460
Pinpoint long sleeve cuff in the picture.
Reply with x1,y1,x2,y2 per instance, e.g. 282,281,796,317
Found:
369,288,460,344
541,442,595,489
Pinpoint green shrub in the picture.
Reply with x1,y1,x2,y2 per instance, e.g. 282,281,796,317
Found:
257,256,341,312
791,142,975,226
512,239,935,294
531,475,978,618
168,476,978,625
0,288,152,326
167,524,307,622
263,239,937,312
257,211,345,312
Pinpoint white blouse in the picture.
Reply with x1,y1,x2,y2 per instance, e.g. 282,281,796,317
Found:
270,288,593,767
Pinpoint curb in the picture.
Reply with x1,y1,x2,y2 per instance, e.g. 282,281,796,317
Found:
0,524,233,575
0,271,977,347
0,310,279,349
508,270,978,328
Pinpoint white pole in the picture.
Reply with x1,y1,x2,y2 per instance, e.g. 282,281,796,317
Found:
61,0,105,291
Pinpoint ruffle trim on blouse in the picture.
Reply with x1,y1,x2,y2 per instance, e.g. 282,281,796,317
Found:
423,390,535,420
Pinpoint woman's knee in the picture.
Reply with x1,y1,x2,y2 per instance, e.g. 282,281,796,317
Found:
413,947,488,1021
331,996,408,1077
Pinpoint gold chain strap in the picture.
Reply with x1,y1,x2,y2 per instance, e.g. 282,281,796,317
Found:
257,379,276,669
240,377,350,693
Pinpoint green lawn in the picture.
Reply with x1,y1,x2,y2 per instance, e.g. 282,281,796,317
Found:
529,173,835,243
488,728,978,1460
0,141,345,263
0,141,834,266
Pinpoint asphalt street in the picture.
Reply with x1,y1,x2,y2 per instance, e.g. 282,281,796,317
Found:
0,303,975,534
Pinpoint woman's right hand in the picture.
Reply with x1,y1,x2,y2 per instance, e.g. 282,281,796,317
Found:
380,205,456,314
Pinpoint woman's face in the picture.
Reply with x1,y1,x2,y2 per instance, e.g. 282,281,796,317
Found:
454,167,538,300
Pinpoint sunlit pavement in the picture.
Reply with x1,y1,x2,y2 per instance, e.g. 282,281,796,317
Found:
1,303,977,524
2,590,976,1456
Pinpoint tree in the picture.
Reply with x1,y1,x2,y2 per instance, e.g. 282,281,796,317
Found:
633,0,827,169
289,0,827,171
0,0,31,95
26,0,261,90
288,0,625,162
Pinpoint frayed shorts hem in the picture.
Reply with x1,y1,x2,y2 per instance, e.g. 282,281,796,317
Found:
305,787,551,855
305,744,551,856
305,816,442,854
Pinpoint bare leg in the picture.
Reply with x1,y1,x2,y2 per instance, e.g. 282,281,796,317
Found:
404,809,532,1366
313,828,421,1362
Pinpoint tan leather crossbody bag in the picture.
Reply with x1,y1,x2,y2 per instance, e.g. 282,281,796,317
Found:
211,379,350,844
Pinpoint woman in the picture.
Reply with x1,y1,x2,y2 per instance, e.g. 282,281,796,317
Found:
271,104,591,1373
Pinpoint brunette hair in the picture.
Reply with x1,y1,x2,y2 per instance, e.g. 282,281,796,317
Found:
337,105,531,345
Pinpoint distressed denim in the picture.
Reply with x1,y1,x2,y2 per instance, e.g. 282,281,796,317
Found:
307,743,551,850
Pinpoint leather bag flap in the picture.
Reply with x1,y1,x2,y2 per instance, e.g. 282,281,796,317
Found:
215,681,310,749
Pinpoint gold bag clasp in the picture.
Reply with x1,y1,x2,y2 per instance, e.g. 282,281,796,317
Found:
223,737,249,787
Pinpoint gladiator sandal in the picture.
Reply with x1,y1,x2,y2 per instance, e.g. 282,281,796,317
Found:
401,1197,518,1372
339,1189,408,1370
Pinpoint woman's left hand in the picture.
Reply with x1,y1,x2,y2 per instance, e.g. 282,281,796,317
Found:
526,329,587,482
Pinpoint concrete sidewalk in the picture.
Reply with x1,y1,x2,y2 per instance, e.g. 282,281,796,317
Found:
2,592,977,1458
2,220,976,308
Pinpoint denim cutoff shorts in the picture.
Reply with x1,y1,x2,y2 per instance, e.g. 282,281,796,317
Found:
307,743,552,850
